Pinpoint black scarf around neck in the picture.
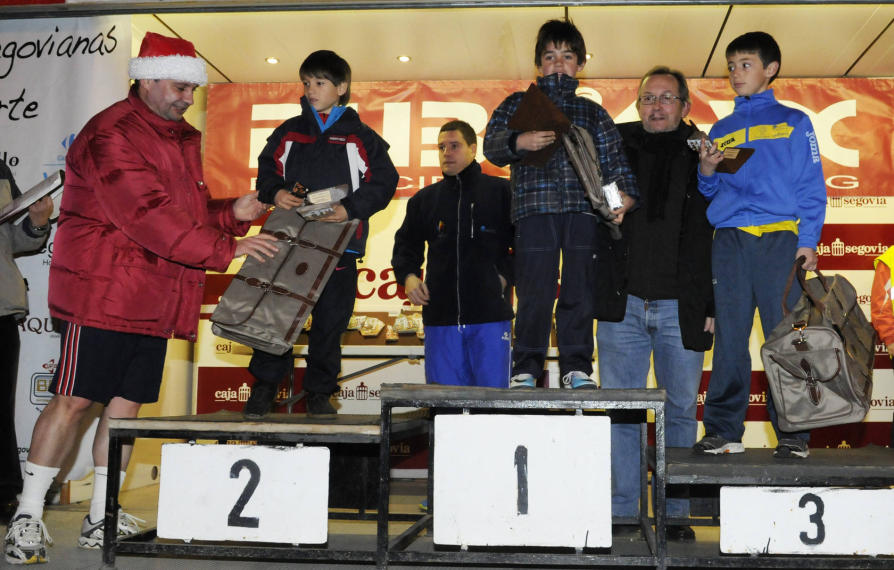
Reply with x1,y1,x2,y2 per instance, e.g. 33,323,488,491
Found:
630,123,691,221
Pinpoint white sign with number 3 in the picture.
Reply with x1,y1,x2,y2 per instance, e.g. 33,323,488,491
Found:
158,443,329,544
721,486,894,555
433,414,611,548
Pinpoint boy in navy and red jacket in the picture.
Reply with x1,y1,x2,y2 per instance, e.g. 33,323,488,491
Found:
243,50,398,418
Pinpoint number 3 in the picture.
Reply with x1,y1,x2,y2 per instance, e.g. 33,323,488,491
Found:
228,459,261,528
798,492,825,545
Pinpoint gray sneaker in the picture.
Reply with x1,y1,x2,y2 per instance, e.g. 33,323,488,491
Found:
78,510,144,549
5,514,52,565
561,371,598,390
774,438,810,459
692,433,745,455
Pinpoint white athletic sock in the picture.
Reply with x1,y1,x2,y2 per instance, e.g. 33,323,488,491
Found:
88,467,127,523
88,467,108,523
14,461,60,521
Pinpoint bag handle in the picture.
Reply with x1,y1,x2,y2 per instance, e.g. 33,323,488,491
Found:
781,255,828,316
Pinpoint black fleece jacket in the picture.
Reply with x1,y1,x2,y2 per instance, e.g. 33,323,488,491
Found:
392,161,514,326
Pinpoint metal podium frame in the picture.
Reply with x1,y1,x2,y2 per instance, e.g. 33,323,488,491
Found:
377,383,669,570
101,411,427,569
653,446,894,569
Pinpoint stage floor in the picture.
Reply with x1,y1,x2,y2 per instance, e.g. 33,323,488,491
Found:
27,477,736,569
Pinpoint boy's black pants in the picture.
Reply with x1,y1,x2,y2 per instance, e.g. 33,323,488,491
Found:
248,255,357,396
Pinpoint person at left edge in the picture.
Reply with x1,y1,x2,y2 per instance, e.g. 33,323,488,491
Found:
243,50,399,418
392,120,514,387
4,32,278,566
0,160,53,525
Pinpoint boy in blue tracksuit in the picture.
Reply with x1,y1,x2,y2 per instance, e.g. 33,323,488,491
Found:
243,50,398,418
392,120,514,388
694,32,827,458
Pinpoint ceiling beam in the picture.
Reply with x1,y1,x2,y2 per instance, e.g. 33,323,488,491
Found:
3,0,892,20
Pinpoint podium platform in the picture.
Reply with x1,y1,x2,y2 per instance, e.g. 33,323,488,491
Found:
100,389,894,569
102,410,428,568
653,446,894,569
377,383,669,569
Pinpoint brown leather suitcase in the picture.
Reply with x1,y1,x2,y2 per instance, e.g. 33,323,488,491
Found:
211,207,359,355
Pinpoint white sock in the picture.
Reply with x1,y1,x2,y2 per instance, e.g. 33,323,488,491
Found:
14,461,60,521
88,467,128,523
88,467,108,523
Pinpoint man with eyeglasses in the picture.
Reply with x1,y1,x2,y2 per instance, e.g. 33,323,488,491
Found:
595,66,714,542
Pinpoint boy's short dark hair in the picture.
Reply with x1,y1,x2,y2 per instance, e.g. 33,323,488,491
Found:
640,65,690,104
439,120,477,147
299,50,352,105
534,19,586,67
726,31,781,84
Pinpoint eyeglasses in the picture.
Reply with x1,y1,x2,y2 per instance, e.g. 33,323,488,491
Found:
638,94,683,106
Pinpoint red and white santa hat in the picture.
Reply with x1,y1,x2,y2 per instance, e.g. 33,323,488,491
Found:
129,32,207,86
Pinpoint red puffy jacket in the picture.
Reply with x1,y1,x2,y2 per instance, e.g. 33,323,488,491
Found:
49,87,248,341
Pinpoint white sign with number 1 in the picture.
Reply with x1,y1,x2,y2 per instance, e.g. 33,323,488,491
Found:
721,486,894,555
158,443,329,544
433,414,611,548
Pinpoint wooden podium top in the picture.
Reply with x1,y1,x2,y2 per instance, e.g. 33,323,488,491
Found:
380,383,667,410
657,446,894,487
109,409,428,444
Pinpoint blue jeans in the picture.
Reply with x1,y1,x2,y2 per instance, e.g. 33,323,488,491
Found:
597,295,704,517
424,321,511,387
513,213,597,377
704,228,808,442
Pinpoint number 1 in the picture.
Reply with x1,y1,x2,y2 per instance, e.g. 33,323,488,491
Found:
514,445,528,515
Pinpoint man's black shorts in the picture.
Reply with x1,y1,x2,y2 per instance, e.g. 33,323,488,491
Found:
50,321,167,405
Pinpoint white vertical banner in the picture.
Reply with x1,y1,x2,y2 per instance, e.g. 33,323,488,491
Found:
1,16,131,481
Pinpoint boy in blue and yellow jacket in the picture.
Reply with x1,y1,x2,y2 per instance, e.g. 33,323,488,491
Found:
694,32,827,459
244,50,398,418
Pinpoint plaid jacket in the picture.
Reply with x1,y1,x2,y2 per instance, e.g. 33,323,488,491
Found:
484,73,637,223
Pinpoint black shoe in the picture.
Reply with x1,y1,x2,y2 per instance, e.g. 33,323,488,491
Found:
774,437,810,459
666,524,695,542
306,392,337,417
243,382,278,419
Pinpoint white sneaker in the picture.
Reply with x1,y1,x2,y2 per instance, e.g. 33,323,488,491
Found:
5,514,52,565
561,370,598,389
509,373,536,389
78,510,145,549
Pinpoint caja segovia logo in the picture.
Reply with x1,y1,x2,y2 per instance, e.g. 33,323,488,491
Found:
214,382,252,403
338,381,380,401
827,195,888,208
816,238,888,257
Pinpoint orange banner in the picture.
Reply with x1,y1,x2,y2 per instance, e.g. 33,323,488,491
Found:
204,77,894,200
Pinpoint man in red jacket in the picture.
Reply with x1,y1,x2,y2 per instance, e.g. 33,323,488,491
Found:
4,32,278,565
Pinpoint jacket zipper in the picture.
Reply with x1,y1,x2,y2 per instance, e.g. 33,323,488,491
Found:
455,176,463,327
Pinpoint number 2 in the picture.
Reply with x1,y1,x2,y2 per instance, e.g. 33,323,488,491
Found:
228,459,261,528
798,492,825,545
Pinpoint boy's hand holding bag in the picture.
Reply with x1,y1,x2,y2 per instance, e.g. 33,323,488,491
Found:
760,256,876,431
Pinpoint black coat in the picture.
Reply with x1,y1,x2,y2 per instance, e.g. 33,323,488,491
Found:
595,121,714,351
392,161,514,326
